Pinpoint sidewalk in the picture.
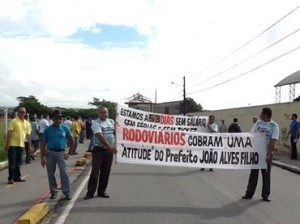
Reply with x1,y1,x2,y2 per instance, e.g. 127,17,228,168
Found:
272,150,300,174
0,141,92,224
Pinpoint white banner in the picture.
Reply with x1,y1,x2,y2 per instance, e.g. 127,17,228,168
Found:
117,104,208,132
116,105,267,169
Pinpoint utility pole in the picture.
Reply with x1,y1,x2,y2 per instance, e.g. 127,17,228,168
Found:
183,76,186,115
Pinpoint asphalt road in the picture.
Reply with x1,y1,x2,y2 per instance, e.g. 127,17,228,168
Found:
43,161,300,224
0,143,88,224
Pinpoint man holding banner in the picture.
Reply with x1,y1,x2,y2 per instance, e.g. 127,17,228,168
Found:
84,107,117,200
201,115,218,172
242,107,279,202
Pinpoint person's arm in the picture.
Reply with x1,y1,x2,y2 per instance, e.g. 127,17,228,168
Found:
238,125,242,133
26,134,32,149
76,122,81,135
35,123,40,136
40,140,47,168
297,122,300,139
4,130,13,151
267,138,276,163
94,132,116,153
208,124,218,133
67,136,74,155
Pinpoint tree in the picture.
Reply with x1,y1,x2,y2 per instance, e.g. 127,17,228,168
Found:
88,98,117,119
16,95,51,117
184,97,202,113
294,96,300,101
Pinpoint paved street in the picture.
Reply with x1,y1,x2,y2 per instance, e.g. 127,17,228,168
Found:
0,142,299,224
44,159,300,224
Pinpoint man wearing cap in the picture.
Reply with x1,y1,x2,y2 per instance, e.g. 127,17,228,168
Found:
40,110,74,200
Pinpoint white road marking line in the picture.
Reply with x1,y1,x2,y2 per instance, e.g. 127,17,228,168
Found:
55,169,91,224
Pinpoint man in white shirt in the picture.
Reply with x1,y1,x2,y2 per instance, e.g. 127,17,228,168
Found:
201,115,218,171
39,114,49,139
219,120,227,133
242,107,279,202
63,116,72,130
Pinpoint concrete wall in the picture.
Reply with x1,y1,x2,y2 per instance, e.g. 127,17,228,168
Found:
192,101,300,153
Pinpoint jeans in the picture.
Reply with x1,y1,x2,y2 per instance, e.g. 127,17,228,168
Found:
8,146,24,181
290,137,298,159
46,150,70,196
71,137,78,154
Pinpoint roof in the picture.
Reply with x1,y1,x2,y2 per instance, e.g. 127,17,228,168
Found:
126,92,152,103
274,70,300,87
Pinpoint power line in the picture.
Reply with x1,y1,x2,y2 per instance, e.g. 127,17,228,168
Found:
187,45,300,95
192,26,300,87
190,3,300,78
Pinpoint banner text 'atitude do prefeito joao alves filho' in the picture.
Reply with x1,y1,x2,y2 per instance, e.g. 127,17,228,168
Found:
116,104,266,169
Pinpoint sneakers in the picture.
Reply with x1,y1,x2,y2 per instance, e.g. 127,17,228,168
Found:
50,191,58,199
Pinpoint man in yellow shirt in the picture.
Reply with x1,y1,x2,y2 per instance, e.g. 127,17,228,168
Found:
71,116,81,155
5,107,31,184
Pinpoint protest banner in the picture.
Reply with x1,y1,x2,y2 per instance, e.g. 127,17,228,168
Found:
117,104,208,132
116,104,267,169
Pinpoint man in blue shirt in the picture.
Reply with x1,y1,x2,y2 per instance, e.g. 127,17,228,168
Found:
40,110,74,200
287,113,300,160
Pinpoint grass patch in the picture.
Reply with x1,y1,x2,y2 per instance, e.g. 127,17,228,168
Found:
0,120,8,162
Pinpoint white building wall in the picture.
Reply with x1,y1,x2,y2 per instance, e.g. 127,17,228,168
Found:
193,101,300,153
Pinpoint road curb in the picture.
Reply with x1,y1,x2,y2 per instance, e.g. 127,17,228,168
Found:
16,202,49,224
17,157,87,224
0,150,40,172
273,160,300,174
0,161,8,171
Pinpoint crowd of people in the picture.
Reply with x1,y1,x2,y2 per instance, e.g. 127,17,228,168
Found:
5,106,300,203
4,107,114,201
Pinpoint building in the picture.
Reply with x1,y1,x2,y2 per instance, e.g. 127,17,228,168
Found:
125,93,182,115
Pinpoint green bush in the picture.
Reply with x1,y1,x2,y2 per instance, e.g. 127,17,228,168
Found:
0,120,8,162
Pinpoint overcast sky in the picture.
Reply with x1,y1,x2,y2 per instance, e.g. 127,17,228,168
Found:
1,0,300,110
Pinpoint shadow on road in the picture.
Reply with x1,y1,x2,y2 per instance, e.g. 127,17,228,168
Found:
70,199,261,220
